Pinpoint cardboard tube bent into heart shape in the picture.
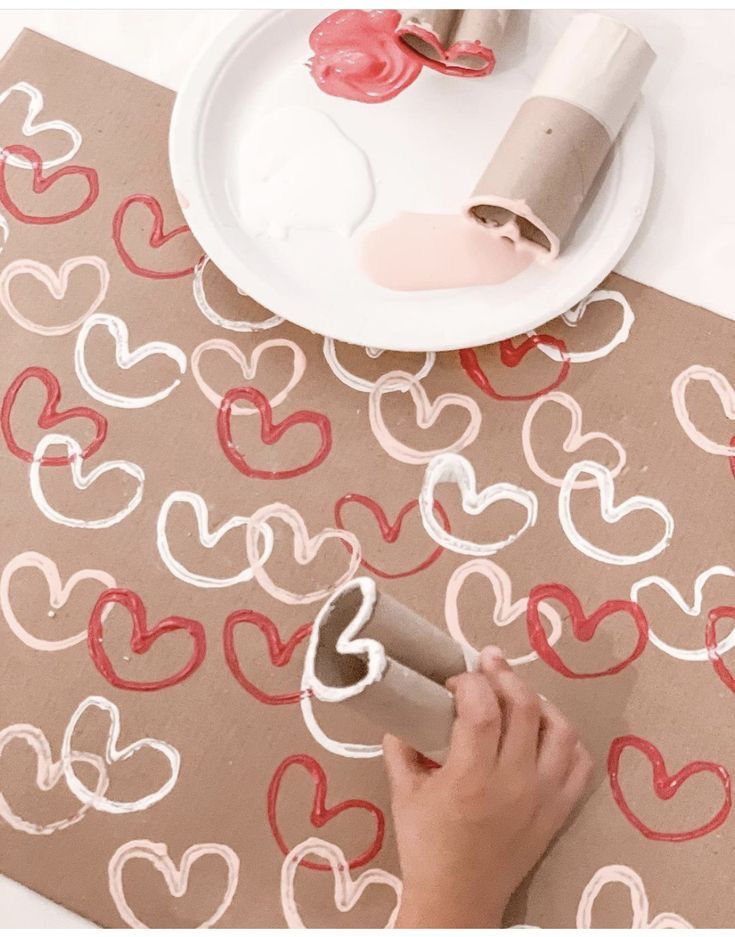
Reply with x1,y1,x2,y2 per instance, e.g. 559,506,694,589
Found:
397,10,509,76
305,577,476,763
466,13,656,257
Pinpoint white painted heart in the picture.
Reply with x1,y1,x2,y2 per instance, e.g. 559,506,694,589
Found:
108,839,240,929
281,837,401,928
671,364,735,456
156,490,274,589
521,391,627,489
445,558,563,666
630,565,735,662
559,459,674,566
0,550,115,651
0,724,107,835
193,255,283,332
30,433,145,529
0,256,109,337
190,336,305,415
74,312,187,408
0,81,82,169
61,695,180,815
528,290,635,363
576,864,692,928
419,453,538,556
245,502,361,605
323,337,435,393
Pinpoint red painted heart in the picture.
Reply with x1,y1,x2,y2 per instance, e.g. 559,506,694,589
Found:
608,734,732,842
728,435,735,480
459,334,570,402
0,144,99,224
527,582,649,679
217,386,332,480
267,753,385,872
334,492,451,580
87,588,206,692
1,366,107,467
705,606,735,693
112,193,198,279
397,25,495,77
223,610,312,705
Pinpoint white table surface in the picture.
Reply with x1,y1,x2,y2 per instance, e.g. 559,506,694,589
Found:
0,8,733,929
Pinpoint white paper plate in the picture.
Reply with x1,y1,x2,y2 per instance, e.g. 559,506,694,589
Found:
170,10,654,352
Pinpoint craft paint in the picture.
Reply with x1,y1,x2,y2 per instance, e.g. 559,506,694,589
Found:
74,312,186,409
459,334,571,402
558,459,674,566
704,606,735,693
0,255,109,337
112,194,196,279
308,10,420,104
528,289,635,364
671,364,735,457
521,391,627,489
0,82,82,169
108,840,239,929
280,837,402,929
360,212,533,291
193,255,283,332
368,370,481,465
322,338,435,394
0,144,98,224
237,106,374,239
576,864,692,929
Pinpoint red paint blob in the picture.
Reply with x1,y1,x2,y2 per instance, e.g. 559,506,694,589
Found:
459,334,571,402
334,492,450,580
705,605,735,693
0,144,98,225
1,366,107,467
223,610,312,706
112,193,198,279
527,582,649,679
308,10,421,104
217,385,331,480
87,587,207,692
267,753,385,871
396,26,495,77
608,734,732,842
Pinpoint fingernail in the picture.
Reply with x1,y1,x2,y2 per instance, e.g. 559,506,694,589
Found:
481,645,506,663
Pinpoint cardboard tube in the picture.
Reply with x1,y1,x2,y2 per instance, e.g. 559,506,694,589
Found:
466,13,656,257
305,577,475,762
397,10,508,75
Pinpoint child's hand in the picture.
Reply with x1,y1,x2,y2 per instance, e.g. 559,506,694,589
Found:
384,645,593,928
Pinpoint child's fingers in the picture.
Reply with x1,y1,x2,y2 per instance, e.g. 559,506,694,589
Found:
536,700,580,785
445,671,502,776
383,733,426,799
485,668,542,768
562,741,594,804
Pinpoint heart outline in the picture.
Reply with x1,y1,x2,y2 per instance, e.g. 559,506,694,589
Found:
323,337,435,394
529,290,635,364
576,864,692,929
671,364,735,457
459,334,570,403
0,143,98,224
0,82,81,169
193,254,283,331
112,193,197,279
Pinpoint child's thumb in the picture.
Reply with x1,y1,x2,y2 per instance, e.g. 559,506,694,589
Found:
382,733,424,797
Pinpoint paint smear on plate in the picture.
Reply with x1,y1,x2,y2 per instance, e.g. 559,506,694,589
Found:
308,10,421,104
238,106,374,239
360,212,535,291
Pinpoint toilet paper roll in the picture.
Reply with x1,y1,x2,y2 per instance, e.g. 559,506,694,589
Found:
304,577,476,763
397,9,508,76
466,13,656,257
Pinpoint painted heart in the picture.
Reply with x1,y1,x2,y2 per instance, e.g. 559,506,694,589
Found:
445,558,564,666
397,23,495,76
559,459,674,566
156,490,274,590
334,493,450,579
0,255,109,336
521,391,627,489
108,840,239,929
281,836,401,928
368,369,481,465
223,610,312,705
671,364,735,457
245,502,362,605
529,289,635,364
60,694,180,814
112,193,198,279
2,366,107,466
729,435,735,478
0,81,82,169
323,336,435,393
74,312,187,409
0,723,107,835
0,143,98,224
607,734,732,842
217,386,331,480
705,606,735,693
1,550,115,652
30,433,145,530
576,864,692,929
267,753,385,871
88,588,206,692
527,582,649,678
191,337,305,415
459,334,570,402
193,254,283,331
419,452,538,556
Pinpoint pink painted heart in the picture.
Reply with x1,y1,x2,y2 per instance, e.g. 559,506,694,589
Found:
112,193,199,279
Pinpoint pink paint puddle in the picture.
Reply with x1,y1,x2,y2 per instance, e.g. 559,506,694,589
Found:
360,212,534,291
